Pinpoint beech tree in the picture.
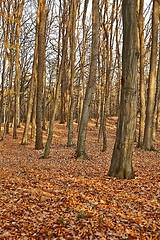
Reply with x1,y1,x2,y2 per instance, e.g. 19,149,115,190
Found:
42,0,70,158
35,0,47,150
67,0,77,147
21,1,39,145
156,39,160,129
1,0,159,166
76,0,99,158
143,0,159,150
107,0,138,179
76,0,89,125
13,0,25,139
1,0,15,135
138,0,146,148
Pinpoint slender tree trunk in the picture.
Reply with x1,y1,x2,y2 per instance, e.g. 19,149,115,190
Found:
98,72,104,143
42,44,68,158
98,0,112,148
0,56,6,132
42,8,70,158
35,0,46,150
153,40,160,140
77,0,89,127
76,0,99,158
5,55,13,135
21,6,39,144
98,40,106,143
115,0,122,115
96,67,101,128
60,0,67,124
156,41,160,129
67,0,76,147
102,75,110,152
31,89,37,139
13,0,24,139
42,78,47,130
157,95,160,129
108,0,138,179
1,1,14,135
60,75,66,124
138,0,146,148
143,0,159,150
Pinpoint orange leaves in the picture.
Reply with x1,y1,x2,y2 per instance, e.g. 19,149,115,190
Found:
0,120,160,238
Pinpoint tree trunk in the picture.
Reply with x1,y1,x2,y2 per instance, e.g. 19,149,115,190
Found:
156,41,160,129
108,0,138,179
31,89,37,139
153,40,160,140
67,0,76,147
21,5,39,145
2,2,14,135
42,4,70,158
13,0,24,139
5,55,13,135
138,0,146,148
76,0,88,127
76,0,99,158
143,0,159,150
60,0,67,124
0,56,6,132
35,0,46,150
42,78,47,130
115,0,122,115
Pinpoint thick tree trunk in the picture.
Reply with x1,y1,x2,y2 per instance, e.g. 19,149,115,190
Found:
107,0,138,179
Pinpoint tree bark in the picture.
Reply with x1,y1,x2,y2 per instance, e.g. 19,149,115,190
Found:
42,4,70,158
76,0,89,126
0,56,6,132
35,0,47,150
13,0,24,139
107,0,138,179
76,0,99,158
21,5,39,145
138,0,146,148
67,0,76,147
153,39,160,140
143,0,159,150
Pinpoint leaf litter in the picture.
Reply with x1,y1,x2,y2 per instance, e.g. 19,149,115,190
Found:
0,118,159,239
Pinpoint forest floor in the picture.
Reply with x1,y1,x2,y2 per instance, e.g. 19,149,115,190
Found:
0,118,159,240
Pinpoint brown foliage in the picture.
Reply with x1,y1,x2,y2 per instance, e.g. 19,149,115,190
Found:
0,118,159,239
